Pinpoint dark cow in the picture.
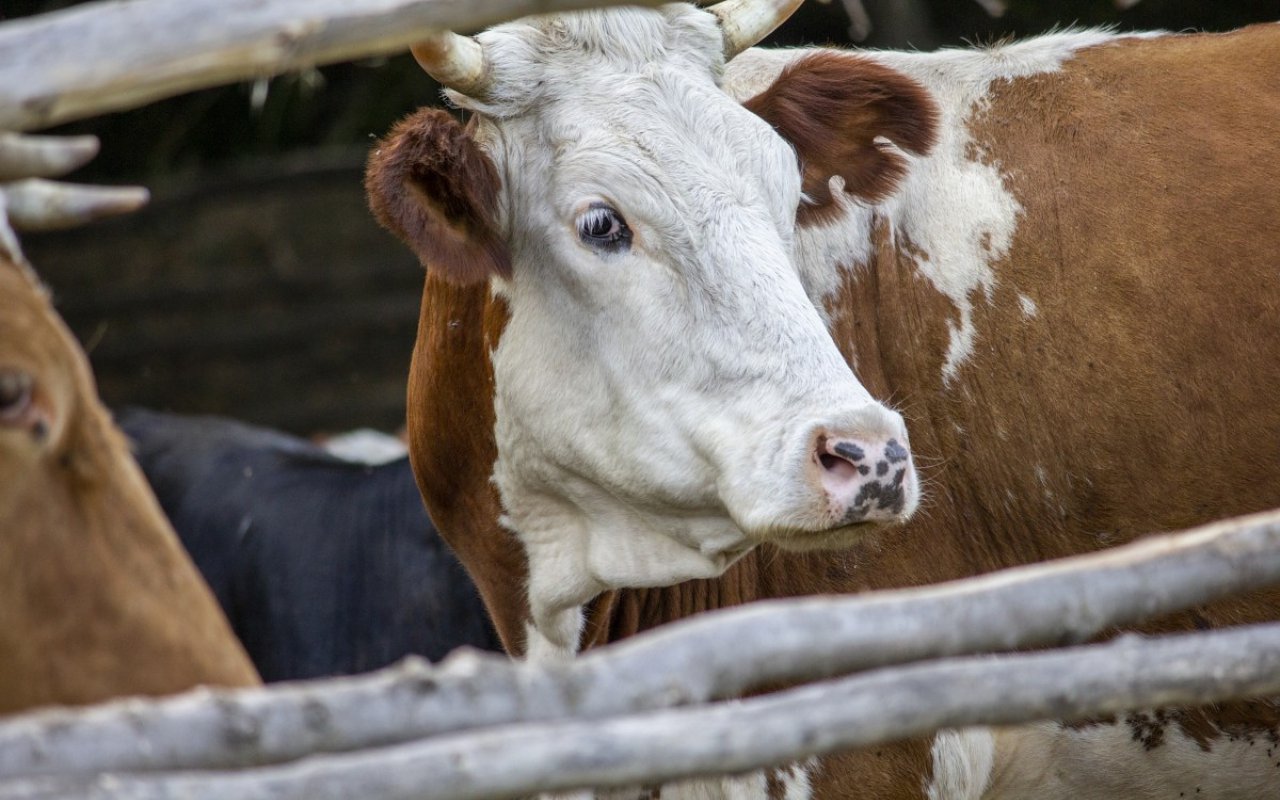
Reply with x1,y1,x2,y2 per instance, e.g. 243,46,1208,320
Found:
366,2,1280,797
117,408,501,682
0,258,257,714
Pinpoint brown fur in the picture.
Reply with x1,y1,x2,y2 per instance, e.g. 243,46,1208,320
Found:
396,24,1280,799
743,53,940,226
365,108,510,285
0,257,259,715
405,271,530,651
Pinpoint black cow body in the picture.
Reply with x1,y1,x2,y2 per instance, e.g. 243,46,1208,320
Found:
117,408,501,682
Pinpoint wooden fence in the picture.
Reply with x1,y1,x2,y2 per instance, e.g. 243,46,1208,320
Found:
0,509,1279,797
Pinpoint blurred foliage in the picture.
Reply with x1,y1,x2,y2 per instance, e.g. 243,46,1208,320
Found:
1,0,1275,181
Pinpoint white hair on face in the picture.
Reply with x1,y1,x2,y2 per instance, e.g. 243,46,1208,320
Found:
447,6,726,118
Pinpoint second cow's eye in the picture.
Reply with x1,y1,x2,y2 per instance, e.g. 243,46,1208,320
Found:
0,369,33,425
577,202,632,254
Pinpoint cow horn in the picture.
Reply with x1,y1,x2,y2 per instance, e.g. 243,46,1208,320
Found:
709,0,806,59
410,31,490,98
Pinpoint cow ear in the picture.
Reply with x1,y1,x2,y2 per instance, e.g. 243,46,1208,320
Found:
365,108,510,284
743,53,939,224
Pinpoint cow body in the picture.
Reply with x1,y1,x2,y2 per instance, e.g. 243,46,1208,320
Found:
368,9,1280,799
118,408,502,682
0,257,258,714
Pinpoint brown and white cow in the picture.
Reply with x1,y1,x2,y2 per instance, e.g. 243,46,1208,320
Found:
366,1,1280,796
0,253,259,714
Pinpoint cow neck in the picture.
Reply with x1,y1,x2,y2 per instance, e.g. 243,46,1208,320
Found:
407,272,532,652
580,543,871,648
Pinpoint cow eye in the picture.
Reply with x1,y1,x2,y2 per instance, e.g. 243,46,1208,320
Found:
0,369,33,424
576,203,632,253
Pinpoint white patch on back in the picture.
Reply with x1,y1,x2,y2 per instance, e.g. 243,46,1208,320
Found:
726,31,1162,385
774,758,817,799
926,729,996,800
1017,294,1037,318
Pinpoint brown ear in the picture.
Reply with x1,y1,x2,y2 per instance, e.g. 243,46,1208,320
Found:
743,53,939,224
365,108,510,284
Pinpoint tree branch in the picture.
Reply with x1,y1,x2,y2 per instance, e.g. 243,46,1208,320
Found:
0,133,148,264
0,133,99,182
1,509,1279,780
4,180,149,232
5,624,1280,799
0,0,668,132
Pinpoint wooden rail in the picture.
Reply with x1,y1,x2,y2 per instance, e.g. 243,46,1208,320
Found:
0,0,666,132
1,509,1278,798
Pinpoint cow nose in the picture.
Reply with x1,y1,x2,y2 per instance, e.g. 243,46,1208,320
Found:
816,434,914,523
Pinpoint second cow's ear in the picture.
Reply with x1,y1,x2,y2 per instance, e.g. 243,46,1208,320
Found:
365,108,510,284
744,53,939,225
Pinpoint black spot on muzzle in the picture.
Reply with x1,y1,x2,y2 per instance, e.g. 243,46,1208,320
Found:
843,468,908,523
834,442,865,462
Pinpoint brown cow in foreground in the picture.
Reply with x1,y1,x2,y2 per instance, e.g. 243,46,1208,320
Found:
368,1,1280,796
0,254,258,714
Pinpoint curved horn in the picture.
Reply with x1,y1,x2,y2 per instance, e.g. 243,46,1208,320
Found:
410,31,491,98
709,0,806,60
0,133,99,183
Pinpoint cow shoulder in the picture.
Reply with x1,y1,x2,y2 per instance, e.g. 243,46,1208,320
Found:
743,52,939,224
365,108,509,284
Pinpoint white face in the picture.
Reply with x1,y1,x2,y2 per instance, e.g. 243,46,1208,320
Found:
447,7,918,634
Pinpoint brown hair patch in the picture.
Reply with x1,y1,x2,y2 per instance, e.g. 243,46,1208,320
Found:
743,52,939,225
365,108,510,285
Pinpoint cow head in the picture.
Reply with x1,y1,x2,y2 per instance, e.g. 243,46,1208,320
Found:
368,0,937,650
0,259,83,516
0,256,259,710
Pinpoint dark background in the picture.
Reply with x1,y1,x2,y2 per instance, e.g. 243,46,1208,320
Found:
6,0,1276,435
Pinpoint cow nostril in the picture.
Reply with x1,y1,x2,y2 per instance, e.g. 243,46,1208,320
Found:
815,431,914,522
819,451,858,480
832,442,865,462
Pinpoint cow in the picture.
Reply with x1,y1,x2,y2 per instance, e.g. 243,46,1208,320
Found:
364,1,1280,797
117,407,502,682
0,255,258,714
